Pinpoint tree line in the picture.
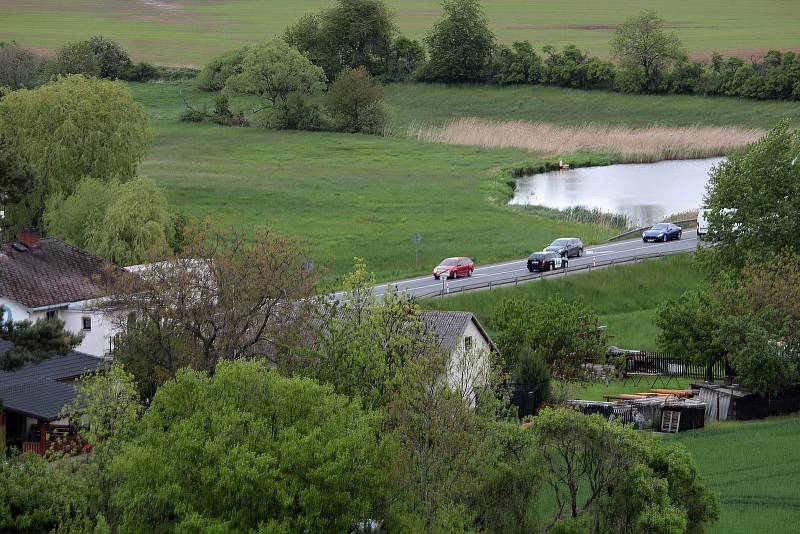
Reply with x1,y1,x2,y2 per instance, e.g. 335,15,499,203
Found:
0,36,189,88
194,0,800,120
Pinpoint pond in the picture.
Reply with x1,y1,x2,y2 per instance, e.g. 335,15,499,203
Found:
509,157,725,226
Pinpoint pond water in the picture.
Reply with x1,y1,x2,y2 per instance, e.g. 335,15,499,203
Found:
509,157,725,226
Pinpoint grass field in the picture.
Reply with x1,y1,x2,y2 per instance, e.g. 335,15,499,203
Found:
134,82,621,282
386,83,800,130
669,416,800,534
1,1,798,66
422,255,702,350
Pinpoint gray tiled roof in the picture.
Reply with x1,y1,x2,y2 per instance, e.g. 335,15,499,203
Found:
0,238,114,309
0,349,107,421
419,311,475,353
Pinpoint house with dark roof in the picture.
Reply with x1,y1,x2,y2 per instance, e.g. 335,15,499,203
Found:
420,310,497,405
0,230,120,356
0,341,106,455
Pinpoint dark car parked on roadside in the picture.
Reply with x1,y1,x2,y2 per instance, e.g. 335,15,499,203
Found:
527,251,568,272
544,238,584,258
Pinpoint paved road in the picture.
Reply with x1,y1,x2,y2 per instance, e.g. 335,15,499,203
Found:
348,230,700,300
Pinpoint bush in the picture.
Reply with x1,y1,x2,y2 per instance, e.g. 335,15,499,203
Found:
513,346,551,412
385,36,426,81
87,36,132,79
541,44,615,90
179,106,206,122
196,47,247,91
0,42,43,89
492,40,541,85
50,40,100,77
327,67,388,134
120,61,159,82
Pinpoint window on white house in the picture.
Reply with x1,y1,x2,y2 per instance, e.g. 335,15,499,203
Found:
45,310,56,321
464,336,473,352
82,316,92,331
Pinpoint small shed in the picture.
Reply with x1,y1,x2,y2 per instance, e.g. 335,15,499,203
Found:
691,382,800,421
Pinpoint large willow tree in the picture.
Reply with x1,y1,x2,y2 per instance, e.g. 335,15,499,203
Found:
0,75,152,233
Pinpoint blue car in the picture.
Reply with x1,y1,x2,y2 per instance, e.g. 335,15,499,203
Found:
642,223,682,243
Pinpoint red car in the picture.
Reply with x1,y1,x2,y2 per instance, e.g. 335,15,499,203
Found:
433,257,474,280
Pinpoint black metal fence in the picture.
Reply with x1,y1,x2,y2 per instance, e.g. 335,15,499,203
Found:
624,352,727,380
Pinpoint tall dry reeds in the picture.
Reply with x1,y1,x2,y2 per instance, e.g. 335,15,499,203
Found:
408,118,764,162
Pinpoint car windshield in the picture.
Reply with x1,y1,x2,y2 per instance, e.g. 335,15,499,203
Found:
551,239,569,246
651,224,669,230
439,258,458,266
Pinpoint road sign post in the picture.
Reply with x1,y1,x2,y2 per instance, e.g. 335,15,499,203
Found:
412,233,422,270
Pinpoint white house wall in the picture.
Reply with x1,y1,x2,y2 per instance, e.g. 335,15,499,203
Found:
446,320,492,406
0,297,116,357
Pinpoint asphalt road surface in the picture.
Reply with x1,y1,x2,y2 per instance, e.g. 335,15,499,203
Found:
351,230,700,300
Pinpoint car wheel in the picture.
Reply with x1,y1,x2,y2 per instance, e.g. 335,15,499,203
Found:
578,248,583,257
662,234,668,242
677,231,682,240
451,270,457,279
468,268,473,277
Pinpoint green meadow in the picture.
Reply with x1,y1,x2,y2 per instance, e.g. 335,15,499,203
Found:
386,83,800,130
2,0,798,66
669,416,800,534
133,80,799,282
134,82,619,282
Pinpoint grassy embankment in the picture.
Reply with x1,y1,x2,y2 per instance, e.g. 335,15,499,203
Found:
423,255,702,351
3,0,797,65
669,416,800,534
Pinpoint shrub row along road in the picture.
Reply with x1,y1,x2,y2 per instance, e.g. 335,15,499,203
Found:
344,230,701,300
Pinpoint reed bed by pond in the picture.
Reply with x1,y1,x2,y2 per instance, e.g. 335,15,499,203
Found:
516,205,631,230
408,118,764,163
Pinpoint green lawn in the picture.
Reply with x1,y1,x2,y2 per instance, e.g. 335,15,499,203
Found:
423,255,702,350
386,83,800,130
133,82,618,282
2,0,798,65
668,416,800,534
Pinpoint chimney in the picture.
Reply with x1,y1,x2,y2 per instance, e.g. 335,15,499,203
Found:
20,228,41,249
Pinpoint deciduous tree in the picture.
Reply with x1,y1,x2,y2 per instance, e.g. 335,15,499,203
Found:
611,10,685,91
44,177,175,265
109,227,314,390
0,75,151,231
534,408,718,533
700,120,800,274
225,40,327,129
0,42,42,89
493,296,608,380
284,0,395,79
326,67,388,134
109,359,384,533
422,0,495,83
50,40,101,77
